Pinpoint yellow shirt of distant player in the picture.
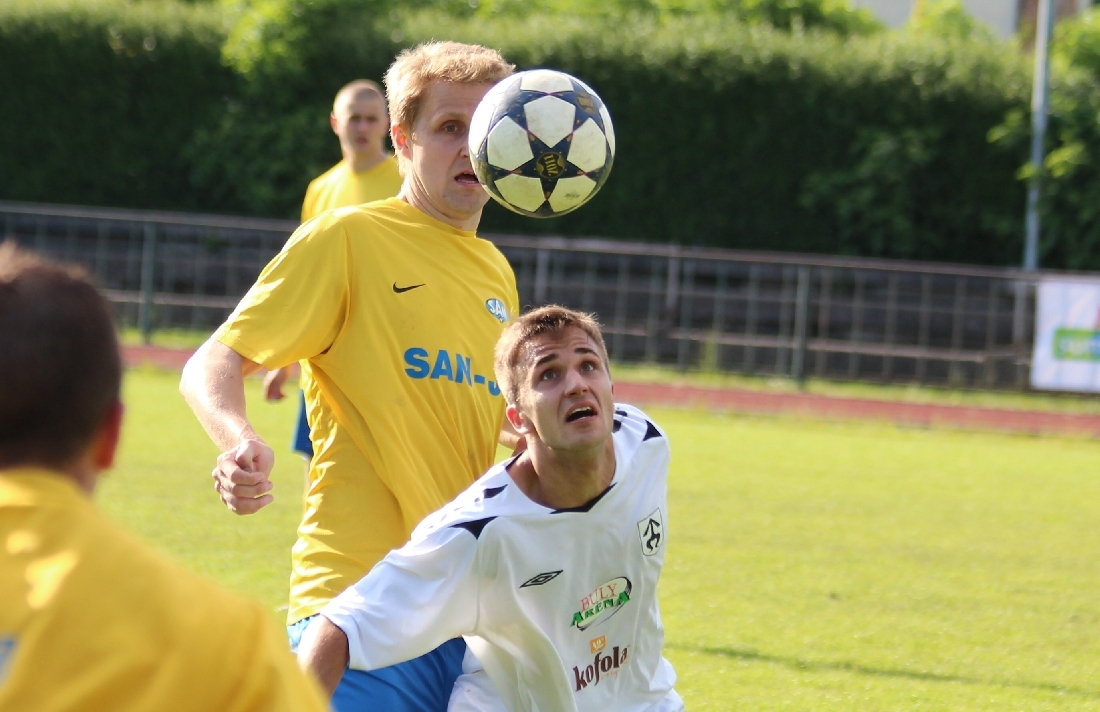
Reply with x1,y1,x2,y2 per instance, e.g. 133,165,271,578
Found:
300,156,403,222
215,198,519,625
0,469,327,712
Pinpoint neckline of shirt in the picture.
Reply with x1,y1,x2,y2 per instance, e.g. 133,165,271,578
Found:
344,154,395,178
378,197,481,241
493,437,623,514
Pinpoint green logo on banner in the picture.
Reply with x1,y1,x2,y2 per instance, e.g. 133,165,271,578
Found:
1053,328,1100,360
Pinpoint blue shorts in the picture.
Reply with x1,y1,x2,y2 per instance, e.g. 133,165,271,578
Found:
288,616,466,712
292,390,313,458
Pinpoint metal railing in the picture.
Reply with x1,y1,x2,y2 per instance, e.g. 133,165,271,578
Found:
1,199,1067,389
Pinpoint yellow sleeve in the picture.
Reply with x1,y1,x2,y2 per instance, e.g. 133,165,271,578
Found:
214,216,350,370
227,603,331,712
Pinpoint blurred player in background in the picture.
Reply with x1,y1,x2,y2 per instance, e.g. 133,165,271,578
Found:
0,242,327,712
180,41,518,712
263,79,403,463
298,306,683,712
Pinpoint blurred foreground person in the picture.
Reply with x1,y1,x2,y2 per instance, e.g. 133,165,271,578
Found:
0,242,328,712
299,306,683,712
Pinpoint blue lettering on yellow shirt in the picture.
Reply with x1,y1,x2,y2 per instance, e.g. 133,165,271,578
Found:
404,347,500,396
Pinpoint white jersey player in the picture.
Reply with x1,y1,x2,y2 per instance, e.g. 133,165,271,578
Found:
299,306,683,712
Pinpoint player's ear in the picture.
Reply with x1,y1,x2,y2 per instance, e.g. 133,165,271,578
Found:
91,400,124,471
392,123,412,161
505,403,530,435
330,113,339,134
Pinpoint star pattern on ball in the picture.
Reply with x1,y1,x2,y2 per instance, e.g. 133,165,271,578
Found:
469,70,615,218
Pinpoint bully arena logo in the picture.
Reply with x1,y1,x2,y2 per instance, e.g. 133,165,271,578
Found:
570,577,631,631
573,643,629,691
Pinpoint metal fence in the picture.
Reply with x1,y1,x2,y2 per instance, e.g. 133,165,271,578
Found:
0,199,1064,389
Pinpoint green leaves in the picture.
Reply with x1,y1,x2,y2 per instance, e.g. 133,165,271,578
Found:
9,0,1100,267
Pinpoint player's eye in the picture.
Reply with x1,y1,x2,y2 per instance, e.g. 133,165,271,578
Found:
581,361,595,372
539,369,557,381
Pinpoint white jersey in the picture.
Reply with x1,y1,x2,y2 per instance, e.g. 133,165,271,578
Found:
322,404,681,712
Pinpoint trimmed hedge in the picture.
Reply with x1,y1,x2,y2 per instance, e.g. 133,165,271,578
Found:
7,0,1098,269
399,14,1032,264
0,1,234,211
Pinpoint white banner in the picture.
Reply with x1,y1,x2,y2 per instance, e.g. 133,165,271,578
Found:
1031,277,1100,392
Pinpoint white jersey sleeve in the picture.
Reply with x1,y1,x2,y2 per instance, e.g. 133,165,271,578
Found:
322,523,481,671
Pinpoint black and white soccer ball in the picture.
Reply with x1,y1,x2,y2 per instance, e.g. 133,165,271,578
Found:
468,69,615,218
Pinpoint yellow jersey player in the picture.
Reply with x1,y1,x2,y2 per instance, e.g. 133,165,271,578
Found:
264,79,404,462
180,42,519,712
300,79,403,222
0,242,328,712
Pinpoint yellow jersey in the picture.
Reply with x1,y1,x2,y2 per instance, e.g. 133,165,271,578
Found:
300,156,403,222
215,197,519,624
297,156,403,424
0,469,328,712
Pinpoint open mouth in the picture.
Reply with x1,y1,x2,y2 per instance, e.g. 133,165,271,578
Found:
454,171,479,186
565,405,597,423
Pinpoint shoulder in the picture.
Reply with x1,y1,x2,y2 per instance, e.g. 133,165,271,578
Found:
411,464,532,543
612,403,667,442
378,155,401,179
475,238,519,290
611,403,669,460
10,493,258,638
311,162,346,187
302,163,343,203
283,211,352,258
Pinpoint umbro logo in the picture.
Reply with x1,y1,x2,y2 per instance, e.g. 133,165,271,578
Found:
520,570,563,588
393,282,425,293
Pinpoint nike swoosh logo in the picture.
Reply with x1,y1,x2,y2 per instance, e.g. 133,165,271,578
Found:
392,282,426,293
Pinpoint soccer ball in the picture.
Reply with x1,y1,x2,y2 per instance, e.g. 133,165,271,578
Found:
468,69,616,218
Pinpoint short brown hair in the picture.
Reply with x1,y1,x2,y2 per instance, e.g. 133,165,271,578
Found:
0,242,122,469
333,79,386,113
384,41,514,131
493,305,609,406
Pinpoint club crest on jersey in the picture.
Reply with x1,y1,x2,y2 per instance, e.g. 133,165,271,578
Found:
485,298,509,323
570,576,631,631
637,508,663,556
573,645,629,691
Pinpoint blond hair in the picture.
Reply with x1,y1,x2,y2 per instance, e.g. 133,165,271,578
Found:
384,41,514,131
493,305,609,406
333,79,386,113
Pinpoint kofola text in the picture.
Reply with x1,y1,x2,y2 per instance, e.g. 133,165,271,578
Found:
573,646,628,691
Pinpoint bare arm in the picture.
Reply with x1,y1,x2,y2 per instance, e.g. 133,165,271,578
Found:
180,338,276,515
262,366,290,401
297,615,349,699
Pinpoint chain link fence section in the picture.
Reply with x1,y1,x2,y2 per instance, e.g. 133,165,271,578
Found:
493,238,1040,389
2,200,1050,389
1,201,296,337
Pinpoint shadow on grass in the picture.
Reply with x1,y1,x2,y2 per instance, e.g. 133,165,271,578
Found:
667,643,1100,699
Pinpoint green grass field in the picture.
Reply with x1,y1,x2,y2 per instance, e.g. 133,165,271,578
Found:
99,368,1100,710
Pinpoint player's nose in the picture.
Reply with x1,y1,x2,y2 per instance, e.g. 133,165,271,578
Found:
562,367,589,395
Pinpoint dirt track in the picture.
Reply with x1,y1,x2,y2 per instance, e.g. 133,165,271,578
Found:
124,345,1100,438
